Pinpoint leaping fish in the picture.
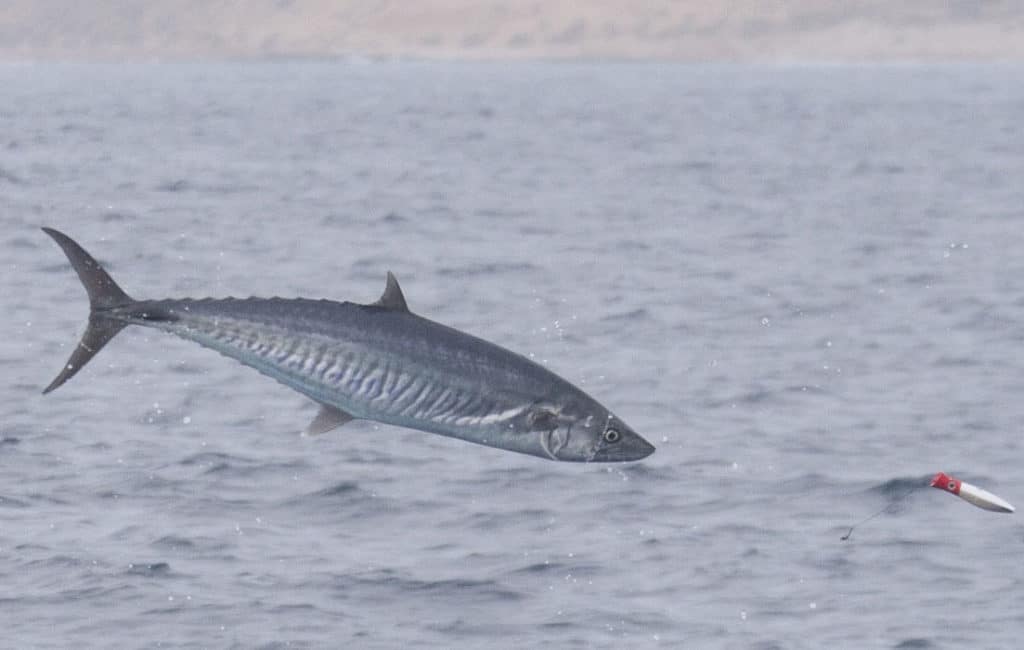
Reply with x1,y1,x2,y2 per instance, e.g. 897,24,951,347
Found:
41,228,655,463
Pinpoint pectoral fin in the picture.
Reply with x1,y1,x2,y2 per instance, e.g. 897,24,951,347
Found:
304,404,355,435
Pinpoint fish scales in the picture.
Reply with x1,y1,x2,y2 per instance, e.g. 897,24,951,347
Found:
123,298,546,432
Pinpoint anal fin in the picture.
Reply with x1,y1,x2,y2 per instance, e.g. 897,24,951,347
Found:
304,404,355,435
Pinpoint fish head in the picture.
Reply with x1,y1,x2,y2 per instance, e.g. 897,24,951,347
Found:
525,398,655,463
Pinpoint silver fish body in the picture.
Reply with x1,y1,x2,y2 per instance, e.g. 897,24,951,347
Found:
42,228,655,462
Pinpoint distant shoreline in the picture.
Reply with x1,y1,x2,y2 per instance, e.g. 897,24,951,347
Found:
4,57,1024,67
3,1,1024,63
5,51,1024,65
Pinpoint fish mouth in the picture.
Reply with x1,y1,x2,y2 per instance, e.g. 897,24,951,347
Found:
589,434,656,462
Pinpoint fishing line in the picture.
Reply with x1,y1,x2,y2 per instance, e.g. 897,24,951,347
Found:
840,481,924,541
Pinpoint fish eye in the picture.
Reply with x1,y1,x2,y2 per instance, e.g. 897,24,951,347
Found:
948,481,956,490
603,428,621,443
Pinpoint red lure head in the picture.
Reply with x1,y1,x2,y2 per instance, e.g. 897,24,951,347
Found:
930,471,960,495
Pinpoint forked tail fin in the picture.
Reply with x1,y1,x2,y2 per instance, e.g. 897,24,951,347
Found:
41,227,134,394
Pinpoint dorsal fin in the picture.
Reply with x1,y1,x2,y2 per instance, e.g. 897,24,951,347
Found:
374,271,409,312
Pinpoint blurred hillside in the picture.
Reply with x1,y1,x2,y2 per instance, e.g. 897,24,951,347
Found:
3,0,1024,61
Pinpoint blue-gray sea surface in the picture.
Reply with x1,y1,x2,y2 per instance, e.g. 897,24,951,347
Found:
2,62,1023,649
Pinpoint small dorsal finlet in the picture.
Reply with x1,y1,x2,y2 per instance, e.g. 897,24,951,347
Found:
374,271,409,312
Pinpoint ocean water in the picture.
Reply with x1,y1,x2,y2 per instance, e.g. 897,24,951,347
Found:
2,62,1023,649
